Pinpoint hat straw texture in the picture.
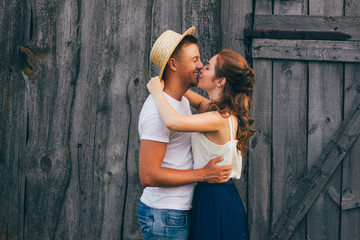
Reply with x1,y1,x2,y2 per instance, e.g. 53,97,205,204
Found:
150,26,195,78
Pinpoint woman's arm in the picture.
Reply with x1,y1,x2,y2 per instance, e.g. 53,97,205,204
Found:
184,89,212,113
147,77,224,132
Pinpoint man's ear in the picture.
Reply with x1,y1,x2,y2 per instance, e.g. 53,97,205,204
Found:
168,58,177,71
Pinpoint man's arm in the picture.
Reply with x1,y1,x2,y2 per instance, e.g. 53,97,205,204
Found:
139,140,232,187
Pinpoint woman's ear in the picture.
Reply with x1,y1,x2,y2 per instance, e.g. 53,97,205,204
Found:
218,77,226,88
168,58,177,71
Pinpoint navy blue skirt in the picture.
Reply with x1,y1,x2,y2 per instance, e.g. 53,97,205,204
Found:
190,179,249,240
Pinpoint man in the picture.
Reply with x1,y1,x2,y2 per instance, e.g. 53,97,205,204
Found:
137,27,232,239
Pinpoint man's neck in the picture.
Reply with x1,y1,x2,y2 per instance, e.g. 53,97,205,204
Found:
163,76,189,101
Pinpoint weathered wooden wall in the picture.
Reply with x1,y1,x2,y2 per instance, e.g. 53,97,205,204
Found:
249,0,360,240
1,0,359,240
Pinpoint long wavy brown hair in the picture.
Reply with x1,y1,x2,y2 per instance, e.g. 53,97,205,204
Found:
208,49,255,158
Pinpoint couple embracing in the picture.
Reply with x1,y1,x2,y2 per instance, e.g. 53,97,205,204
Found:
137,26,254,240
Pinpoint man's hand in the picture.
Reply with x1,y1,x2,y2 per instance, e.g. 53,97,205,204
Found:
202,157,232,183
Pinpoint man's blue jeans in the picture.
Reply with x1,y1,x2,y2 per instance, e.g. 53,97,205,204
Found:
137,201,190,239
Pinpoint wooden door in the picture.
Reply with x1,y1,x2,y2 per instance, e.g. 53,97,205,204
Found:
248,1,360,239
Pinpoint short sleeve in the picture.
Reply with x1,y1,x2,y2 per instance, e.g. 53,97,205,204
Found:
139,114,170,143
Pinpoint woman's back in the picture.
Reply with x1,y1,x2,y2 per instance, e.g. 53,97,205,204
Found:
192,115,243,179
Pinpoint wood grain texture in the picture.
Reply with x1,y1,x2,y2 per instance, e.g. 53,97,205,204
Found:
310,0,343,15
341,4,360,238
254,15,360,41
220,0,252,56
273,1,307,239
269,95,360,240
183,0,221,65
345,0,360,17
307,2,343,239
272,61,307,240
247,3,273,239
248,59,272,240
0,0,29,239
117,2,154,239
342,63,360,239
2,0,360,239
55,1,130,239
274,0,308,15
307,63,343,240
252,39,360,62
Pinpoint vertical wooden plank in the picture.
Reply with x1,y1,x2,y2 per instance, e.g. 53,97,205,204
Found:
59,2,111,238
341,63,360,240
342,2,360,239
220,0,253,56
307,1,344,240
272,61,308,240
150,0,183,77
307,63,343,240
18,0,76,238
120,1,155,238
272,1,308,240
247,1,273,239
0,0,29,239
183,0,221,65
248,59,272,240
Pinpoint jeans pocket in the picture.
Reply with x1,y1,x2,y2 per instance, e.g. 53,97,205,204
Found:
165,211,187,228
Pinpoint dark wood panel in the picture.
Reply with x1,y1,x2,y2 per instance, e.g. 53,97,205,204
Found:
252,39,360,62
0,0,29,238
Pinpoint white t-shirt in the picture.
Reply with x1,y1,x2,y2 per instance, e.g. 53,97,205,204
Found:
138,92,195,210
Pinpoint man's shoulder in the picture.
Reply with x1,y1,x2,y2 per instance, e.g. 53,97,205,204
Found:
140,95,158,115
139,95,162,125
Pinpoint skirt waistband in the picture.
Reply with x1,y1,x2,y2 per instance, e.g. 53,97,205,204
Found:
197,179,234,186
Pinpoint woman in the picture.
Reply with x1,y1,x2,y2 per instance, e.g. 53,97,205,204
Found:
147,49,255,240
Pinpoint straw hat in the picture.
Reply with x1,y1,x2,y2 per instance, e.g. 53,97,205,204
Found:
150,26,196,78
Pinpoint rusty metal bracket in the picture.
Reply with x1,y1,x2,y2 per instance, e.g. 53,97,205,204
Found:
243,29,352,66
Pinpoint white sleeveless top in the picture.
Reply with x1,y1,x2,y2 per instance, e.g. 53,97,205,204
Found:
191,116,243,179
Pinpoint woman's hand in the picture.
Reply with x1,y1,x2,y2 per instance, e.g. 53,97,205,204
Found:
147,76,164,95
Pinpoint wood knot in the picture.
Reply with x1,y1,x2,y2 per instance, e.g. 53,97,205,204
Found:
40,155,52,173
19,46,42,77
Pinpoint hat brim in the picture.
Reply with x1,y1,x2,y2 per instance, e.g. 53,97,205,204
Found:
159,26,196,79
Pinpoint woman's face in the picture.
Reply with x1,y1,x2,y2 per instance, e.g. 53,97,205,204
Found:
197,55,218,91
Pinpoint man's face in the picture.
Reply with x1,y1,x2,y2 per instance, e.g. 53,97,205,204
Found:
174,43,203,87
